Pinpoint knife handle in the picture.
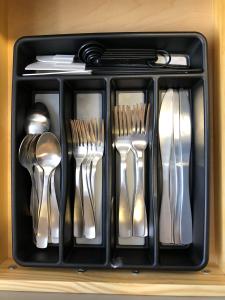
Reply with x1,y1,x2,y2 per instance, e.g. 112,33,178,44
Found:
175,164,192,245
159,164,173,244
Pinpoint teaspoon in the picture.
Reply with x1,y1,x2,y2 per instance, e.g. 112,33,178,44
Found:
36,132,61,249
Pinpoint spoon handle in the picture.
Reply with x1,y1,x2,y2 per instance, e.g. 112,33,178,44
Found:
49,169,59,244
29,169,39,236
36,173,50,248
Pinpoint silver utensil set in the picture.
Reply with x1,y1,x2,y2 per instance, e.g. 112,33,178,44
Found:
70,119,104,239
159,89,192,245
114,104,150,238
19,92,192,249
18,103,61,249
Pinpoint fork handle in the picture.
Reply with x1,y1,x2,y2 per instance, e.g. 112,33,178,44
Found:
82,163,96,239
86,159,94,210
90,158,101,214
74,164,83,237
119,155,132,238
132,150,147,237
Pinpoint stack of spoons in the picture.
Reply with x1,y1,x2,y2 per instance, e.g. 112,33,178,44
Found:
18,103,61,249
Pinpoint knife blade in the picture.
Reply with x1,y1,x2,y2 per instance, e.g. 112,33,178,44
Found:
177,89,192,245
159,89,174,244
173,90,183,245
170,90,180,244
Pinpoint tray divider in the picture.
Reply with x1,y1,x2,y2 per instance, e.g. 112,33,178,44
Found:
106,77,112,266
152,76,159,266
58,78,67,263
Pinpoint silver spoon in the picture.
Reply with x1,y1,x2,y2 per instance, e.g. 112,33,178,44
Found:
27,135,41,236
25,102,50,134
36,132,61,249
25,103,50,217
18,134,39,234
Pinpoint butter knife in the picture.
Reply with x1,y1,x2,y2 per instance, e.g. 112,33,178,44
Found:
159,89,174,244
173,90,183,245
175,89,192,245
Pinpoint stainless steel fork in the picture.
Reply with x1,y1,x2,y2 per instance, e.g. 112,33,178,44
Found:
130,104,150,237
114,105,132,238
84,121,96,212
71,120,85,237
89,119,104,213
80,120,96,239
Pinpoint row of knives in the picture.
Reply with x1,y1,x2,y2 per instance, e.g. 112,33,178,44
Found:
159,88,192,245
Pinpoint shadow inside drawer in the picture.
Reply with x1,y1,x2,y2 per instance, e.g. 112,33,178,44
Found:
12,79,61,265
110,77,156,267
157,76,208,270
61,78,108,267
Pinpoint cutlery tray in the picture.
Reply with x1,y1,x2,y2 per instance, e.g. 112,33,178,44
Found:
12,32,209,270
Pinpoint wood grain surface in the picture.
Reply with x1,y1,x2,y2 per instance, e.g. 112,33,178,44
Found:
0,259,223,296
0,0,9,263
213,0,225,273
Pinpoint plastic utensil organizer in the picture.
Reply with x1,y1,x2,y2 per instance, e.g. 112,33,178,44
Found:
11,32,209,270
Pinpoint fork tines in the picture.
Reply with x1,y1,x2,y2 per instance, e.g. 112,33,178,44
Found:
71,118,105,151
114,103,150,137
70,117,104,240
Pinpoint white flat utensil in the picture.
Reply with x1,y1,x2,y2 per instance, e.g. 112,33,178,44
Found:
25,61,86,71
36,55,75,64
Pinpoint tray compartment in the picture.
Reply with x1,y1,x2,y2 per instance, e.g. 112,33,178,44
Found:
110,77,156,268
11,78,61,266
157,76,209,270
14,33,206,76
61,78,109,267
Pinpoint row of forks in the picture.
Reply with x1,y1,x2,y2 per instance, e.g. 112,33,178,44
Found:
70,118,104,239
114,103,150,238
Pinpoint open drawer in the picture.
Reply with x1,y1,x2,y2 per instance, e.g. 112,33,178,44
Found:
1,0,225,296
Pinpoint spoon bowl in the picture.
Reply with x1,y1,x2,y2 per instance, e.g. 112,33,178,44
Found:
25,102,50,134
18,134,34,170
36,132,61,171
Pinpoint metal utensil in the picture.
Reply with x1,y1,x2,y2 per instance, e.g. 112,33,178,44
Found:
114,105,132,238
89,119,104,213
25,102,50,220
49,169,60,244
18,134,39,234
131,104,150,237
84,121,96,211
159,89,174,244
25,102,50,135
35,132,61,248
80,121,96,239
175,89,192,245
71,120,85,238
26,134,41,235
171,90,180,244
